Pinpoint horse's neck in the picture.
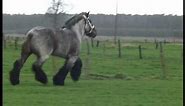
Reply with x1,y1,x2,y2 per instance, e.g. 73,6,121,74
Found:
71,20,85,43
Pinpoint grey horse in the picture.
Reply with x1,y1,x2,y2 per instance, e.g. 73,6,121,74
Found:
9,12,97,86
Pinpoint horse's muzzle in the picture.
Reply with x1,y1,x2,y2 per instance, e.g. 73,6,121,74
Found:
86,28,97,38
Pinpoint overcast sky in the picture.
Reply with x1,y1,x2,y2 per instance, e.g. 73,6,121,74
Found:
3,0,183,15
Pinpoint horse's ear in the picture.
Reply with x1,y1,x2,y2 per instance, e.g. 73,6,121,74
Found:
86,11,90,17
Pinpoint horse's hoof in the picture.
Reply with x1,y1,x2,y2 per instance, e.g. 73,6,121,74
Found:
9,71,20,85
53,81,64,86
10,80,20,85
35,74,48,84
53,76,64,86
35,77,48,84
33,68,48,84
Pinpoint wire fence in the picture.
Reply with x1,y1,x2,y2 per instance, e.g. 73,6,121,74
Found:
3,35,183,80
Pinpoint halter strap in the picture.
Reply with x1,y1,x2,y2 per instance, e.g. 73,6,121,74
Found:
86,25,95,34
82,15,95,34
82,15,88,19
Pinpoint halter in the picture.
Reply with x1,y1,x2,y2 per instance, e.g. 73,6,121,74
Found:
82,15,95,34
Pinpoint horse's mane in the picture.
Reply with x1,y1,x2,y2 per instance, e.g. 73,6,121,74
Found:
63,12,86,29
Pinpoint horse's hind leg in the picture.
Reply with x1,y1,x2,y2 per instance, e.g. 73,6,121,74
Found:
9,43,31,85
32,55,49,84
9,54,30,85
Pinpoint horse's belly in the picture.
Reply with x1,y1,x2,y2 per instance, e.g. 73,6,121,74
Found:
52,52,67,58
51,47,69,59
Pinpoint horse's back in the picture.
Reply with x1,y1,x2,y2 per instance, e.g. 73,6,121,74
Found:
25,26,55,56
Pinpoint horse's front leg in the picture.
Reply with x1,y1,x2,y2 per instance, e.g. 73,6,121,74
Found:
53,56,78,86
70,58,82,81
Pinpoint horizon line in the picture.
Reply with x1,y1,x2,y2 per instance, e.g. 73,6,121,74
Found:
3,12,183,16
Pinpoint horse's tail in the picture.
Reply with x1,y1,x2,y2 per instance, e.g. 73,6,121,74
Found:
70,58,82,81
9,30,33,85
21,32,34,55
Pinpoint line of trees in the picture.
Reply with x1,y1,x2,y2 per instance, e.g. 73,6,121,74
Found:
3,13,182,37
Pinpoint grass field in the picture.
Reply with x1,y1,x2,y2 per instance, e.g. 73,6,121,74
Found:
3,39,183,106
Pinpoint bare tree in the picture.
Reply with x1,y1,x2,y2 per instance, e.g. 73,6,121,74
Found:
45,0,67,72
46,0,66,28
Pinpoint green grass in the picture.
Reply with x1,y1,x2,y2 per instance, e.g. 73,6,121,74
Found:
3,80,183,106
3,40,183,106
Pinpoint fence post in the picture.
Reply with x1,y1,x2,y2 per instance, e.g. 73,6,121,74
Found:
96,40,99,47
15,37,19,50
155,41,158,49
118,39,121,58
91,38,94,48
138,45,142,59
103,41,106,56
164,39,166,44
159,42,167,79
3,34,6,49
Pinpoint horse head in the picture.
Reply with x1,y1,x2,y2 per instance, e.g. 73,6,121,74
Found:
83,12,97,38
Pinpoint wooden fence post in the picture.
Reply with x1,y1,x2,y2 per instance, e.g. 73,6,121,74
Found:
164,39,166,44
138,45,142,59
118,39,121,58
155,41,158,49
103,41,106,56
96,40,99,47
91,38,94,48
15,37,18,50
159,42,167,79
3,35,6,49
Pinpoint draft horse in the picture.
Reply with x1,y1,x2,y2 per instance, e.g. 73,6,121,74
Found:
9,12,97,86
